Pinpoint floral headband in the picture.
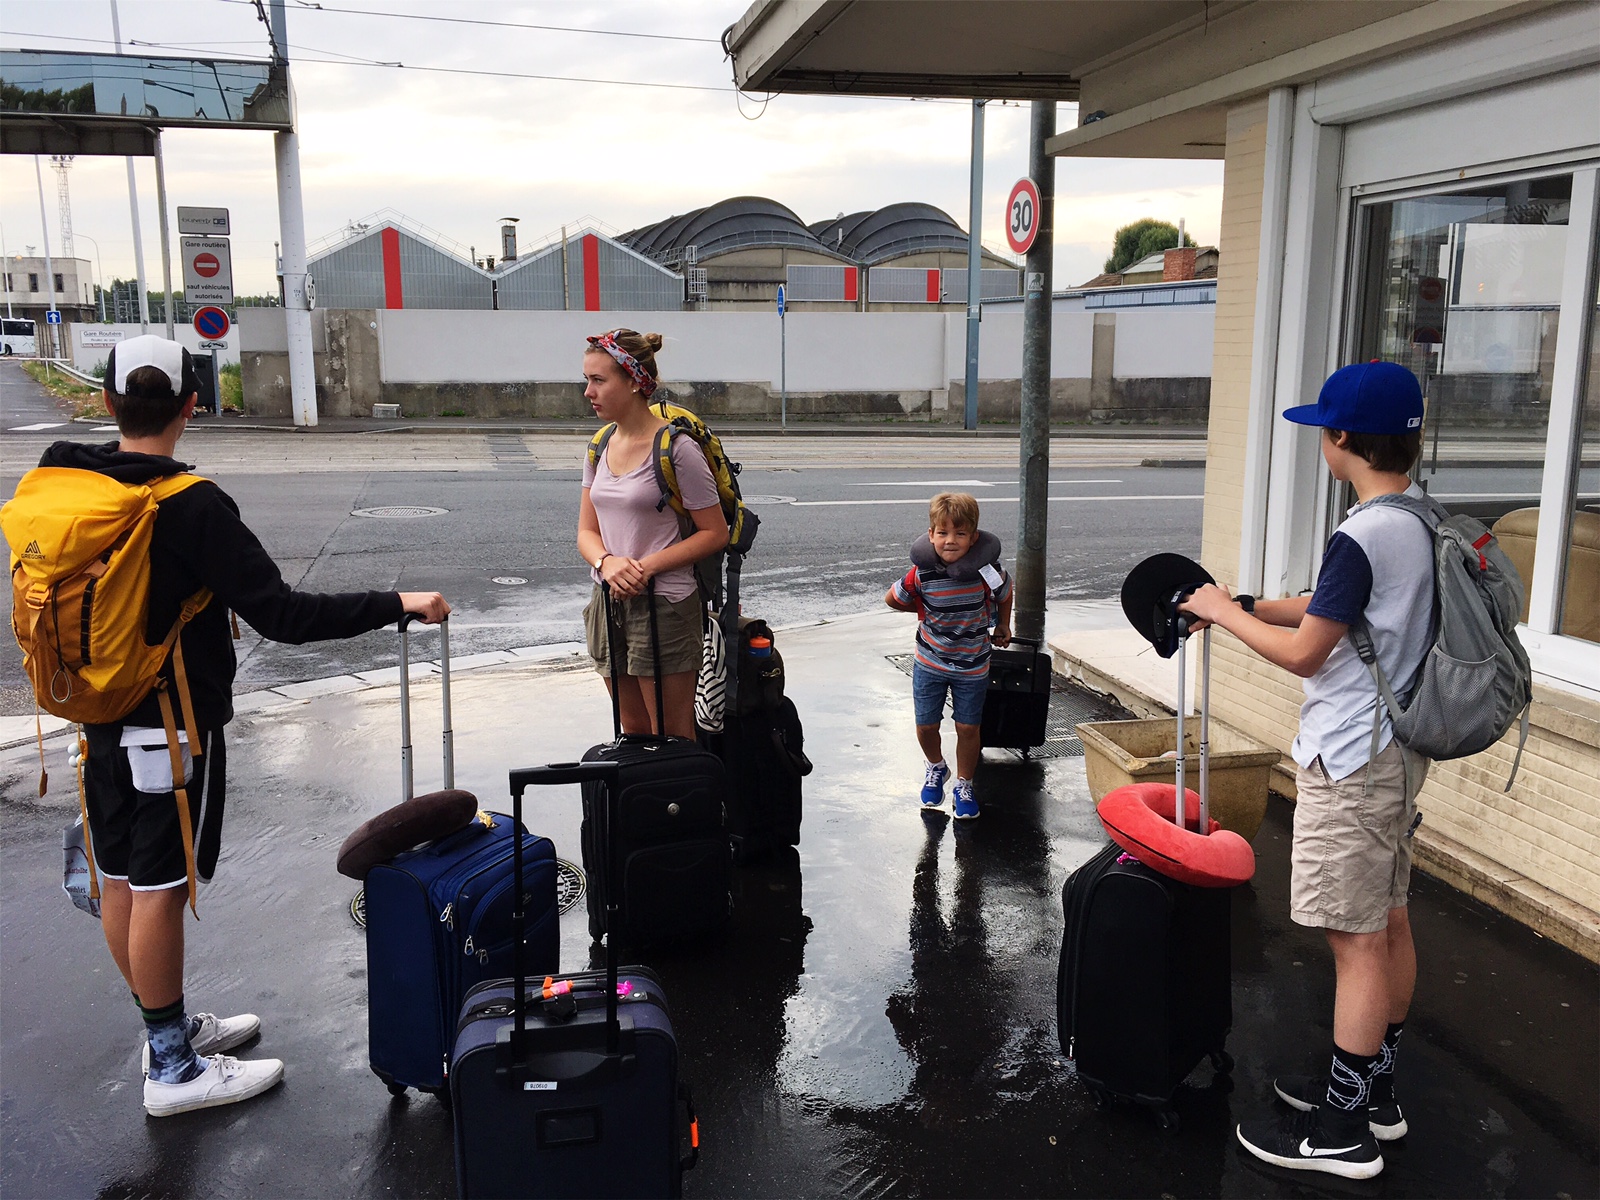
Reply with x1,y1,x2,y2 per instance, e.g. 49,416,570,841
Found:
586,331,657,399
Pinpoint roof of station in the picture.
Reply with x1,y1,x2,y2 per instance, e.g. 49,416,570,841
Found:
620,197,849,264
808,203,973,264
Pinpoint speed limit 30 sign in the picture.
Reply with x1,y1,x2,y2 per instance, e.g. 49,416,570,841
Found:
1005,177,1042,255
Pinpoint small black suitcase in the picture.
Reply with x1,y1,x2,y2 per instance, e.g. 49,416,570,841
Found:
451,761,698,1199
1055,622,1234,1130
581,583,730,946
979,637,1052,751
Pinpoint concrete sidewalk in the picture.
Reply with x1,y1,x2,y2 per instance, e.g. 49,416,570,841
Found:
1,611,1595,1198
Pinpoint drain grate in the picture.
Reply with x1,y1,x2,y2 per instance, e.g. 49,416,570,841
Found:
885,653,1134,759
352,505,447,519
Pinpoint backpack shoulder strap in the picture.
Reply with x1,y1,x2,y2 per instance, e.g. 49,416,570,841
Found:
652,423,688,517
149,473,210,501
587,424,618,473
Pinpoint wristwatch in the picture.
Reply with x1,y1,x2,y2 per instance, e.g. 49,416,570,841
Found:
593,552,611,571
1235,593,1256,614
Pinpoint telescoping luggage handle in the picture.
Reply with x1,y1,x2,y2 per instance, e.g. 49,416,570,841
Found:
1170,611,1211,833
398,613,454,803
601,579,667,740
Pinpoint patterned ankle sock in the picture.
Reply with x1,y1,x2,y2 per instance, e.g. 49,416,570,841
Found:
1325,1043,1379,1115
141,997,203,1085
1370,1021,1404,1103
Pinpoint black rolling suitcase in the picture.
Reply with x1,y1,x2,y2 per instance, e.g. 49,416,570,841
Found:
451,760,699,1199
1056,622,1234,1130
581,582,730,945
704,607,812,864
979,637,1052,752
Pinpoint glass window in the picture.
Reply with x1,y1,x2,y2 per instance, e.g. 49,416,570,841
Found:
28,273,39,292
1560,260,1600,643
53,273,64,293
1353,174,1571,529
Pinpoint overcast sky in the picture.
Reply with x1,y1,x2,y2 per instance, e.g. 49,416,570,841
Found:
1,1,1223,296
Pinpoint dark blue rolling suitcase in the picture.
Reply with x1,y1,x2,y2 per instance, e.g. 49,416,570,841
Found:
364,617,560,1098
451,760,698,1198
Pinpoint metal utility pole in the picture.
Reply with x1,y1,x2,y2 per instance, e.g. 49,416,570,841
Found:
1015,101,1057,646
109,1,150,333
1,221,13,318
270,0,318,426
963,99,987,431
34,156,61,358
777,283,788,430
152,134,175,338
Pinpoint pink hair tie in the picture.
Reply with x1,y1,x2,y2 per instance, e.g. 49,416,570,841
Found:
586,332,657,399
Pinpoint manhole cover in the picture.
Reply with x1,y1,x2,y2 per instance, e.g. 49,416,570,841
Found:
352,505,448,519
492,576,528,586
349,860,585,928
742,495,796,505
556,860,585,914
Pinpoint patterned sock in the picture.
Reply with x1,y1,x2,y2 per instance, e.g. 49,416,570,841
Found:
141,997,203,1085
1371,1021,1404,1104
1325,1043,1379,1114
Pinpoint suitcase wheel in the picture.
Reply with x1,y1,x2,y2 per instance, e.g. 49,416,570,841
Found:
1087,1086,1111,1111
386,1081,407,1097
1155,1107,1180,1135
1210,1049,1235,1075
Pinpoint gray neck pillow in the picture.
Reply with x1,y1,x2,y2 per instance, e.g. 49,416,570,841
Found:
910,529,1002,580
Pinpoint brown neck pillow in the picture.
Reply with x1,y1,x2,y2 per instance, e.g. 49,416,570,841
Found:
336,789,480,880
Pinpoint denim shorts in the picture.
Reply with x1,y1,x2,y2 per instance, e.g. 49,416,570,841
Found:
912,660,989,727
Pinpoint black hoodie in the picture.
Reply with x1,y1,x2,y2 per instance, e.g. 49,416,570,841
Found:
39,441,404,728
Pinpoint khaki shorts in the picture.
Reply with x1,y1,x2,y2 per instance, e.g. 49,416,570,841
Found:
1290,741,1428,934
584,585,704,678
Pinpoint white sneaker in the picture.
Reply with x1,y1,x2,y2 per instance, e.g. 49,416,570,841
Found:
142,1012,262,1076
144,1054,284,1117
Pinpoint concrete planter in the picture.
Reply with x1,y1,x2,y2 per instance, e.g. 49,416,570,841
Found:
1075,717,1282,841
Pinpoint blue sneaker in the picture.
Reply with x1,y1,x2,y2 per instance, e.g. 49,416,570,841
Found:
920,760,950,808
952,779,979,820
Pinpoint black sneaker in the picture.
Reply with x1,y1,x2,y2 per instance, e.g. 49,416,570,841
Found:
1236,1106,1384,1179
1274,1073,1408,1140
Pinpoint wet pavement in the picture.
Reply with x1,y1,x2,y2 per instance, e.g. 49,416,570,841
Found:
1,611,1596,1199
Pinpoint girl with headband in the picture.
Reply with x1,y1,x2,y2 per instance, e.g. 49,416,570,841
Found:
576,329,728,738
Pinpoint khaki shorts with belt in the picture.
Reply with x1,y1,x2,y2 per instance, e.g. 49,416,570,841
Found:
1290,740,1428,935
584,585,704,678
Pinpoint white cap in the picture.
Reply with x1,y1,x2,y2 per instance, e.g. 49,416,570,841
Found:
109,334,188,396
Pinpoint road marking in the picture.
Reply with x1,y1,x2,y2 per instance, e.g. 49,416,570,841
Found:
856,477,1123,487
789,494,1204,507
8,422,68,431
91,425,119,432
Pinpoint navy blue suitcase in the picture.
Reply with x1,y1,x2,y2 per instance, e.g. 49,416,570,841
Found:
451,760,698,1198
363,617,560,1098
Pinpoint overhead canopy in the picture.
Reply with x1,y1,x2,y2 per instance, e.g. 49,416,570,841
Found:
0,48,292,155
723,0,1525,159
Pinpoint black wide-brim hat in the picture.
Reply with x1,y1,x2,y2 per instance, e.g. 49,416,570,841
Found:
1120,552,1215,659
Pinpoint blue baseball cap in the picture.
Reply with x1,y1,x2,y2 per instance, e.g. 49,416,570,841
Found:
1283,361,1424,435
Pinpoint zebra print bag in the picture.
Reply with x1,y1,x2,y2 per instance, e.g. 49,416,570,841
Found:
694,614,729,733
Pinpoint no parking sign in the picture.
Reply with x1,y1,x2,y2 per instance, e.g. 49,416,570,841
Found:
193,306,230,340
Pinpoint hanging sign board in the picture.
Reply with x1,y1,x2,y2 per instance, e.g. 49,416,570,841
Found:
1005,177,1041,255
181,237,234,305
177,206,231,237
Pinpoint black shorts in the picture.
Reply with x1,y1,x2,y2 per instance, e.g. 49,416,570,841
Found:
83,724,228,891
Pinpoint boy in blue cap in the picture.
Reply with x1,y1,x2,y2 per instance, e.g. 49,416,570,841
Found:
1180,361,1432,1180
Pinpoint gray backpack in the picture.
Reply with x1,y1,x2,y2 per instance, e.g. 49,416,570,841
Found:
1350,492,1533,793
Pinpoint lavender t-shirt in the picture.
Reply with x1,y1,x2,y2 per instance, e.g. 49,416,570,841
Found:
583,431,721,602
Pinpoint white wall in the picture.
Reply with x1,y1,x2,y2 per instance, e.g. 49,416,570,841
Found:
254,306,1213,389
73,323,242,372
1112,308,1215,377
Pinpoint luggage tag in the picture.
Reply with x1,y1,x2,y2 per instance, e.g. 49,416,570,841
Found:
120,727,193,793
978,563,1004,590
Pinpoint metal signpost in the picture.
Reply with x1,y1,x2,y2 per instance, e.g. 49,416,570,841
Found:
1015,105,1057,646
964,99,987,431
777,283,787,431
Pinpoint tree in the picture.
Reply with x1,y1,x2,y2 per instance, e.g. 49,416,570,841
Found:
1104,220,1196,274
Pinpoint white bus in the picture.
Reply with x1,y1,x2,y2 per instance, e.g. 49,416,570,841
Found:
1,318,38,357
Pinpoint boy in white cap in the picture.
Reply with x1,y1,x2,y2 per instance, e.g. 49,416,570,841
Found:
29,335,450,1116
1181,361,1433,1179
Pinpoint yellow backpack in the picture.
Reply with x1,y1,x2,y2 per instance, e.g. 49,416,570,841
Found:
3,467,214,913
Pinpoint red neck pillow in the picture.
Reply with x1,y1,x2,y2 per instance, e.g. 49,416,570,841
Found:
1096,782,1256,888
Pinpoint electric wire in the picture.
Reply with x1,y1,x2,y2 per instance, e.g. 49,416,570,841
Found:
218,0,721,44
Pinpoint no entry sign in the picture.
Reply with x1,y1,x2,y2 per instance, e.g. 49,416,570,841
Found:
181,236,234,305
193,306,231,340
1005,177,1041,255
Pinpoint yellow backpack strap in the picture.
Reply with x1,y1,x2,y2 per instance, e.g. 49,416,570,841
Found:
33,704,49,797
653,424,687,518
156,588,212,760
588,424,617,472
155,682,199,917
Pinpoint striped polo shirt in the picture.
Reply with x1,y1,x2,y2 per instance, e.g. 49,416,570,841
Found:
893,563,1012,679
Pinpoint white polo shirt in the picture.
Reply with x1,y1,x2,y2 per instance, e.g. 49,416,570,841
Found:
1291,484,1435,780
